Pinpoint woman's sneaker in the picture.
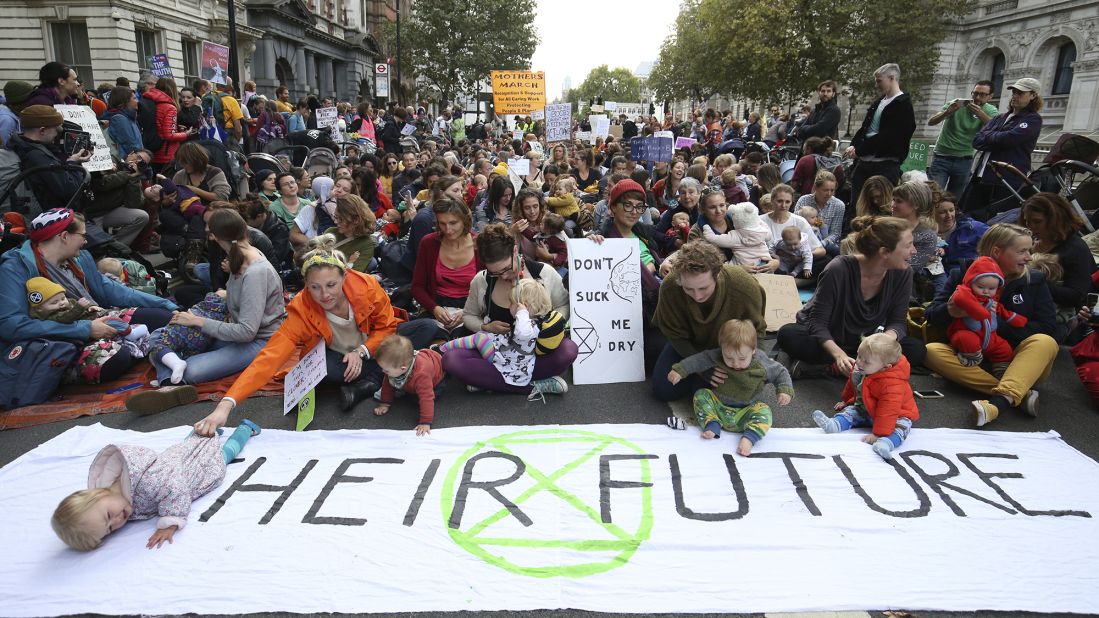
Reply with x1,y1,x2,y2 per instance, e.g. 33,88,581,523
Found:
527,377,568,402
971,399,999,427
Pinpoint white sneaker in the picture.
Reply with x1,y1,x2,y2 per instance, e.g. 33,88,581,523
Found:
1020,390,1039,417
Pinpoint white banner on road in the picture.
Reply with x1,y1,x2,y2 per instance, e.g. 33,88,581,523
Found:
567,238,644,384
545,102,571,142
2,424,1098,616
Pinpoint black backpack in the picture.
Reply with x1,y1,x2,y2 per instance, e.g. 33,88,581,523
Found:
137,96,162,153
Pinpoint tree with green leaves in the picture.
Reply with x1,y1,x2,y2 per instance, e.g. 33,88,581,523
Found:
380,0,538,106
652,0,976,105
565,65,642,110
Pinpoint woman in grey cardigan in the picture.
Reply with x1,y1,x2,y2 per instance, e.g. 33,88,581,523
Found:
127,209,286,413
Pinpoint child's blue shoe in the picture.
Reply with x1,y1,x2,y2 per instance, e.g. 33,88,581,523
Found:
872,438,894,460
812,410,840,433
240,419,261,436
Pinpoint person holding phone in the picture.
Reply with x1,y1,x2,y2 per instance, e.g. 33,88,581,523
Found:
927,80,997,195
7,106,91,207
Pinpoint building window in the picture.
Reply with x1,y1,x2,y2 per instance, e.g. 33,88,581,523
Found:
1052,42,1076,95
135,29,158,74
182,40,200,89
50,22,93,86
990,52,1005,101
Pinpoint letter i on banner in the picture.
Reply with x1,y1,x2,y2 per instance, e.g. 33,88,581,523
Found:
284,339,327,430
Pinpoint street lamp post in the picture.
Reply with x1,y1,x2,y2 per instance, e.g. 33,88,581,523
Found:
227,0,240,91
395,1,402,105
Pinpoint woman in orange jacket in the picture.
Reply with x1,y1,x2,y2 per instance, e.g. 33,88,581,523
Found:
193,243,400,436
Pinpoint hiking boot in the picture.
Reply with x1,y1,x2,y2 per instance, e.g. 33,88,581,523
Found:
182,239,206,281
126,385,198,415
971,399,999,427
1020,390,1039,417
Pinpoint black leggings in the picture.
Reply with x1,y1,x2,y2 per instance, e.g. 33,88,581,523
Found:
777,323,927,368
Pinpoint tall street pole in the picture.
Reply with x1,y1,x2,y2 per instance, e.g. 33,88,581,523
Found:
395,1,402,105
227,0,240,91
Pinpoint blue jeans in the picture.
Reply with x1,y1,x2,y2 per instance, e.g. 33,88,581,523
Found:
928,154,973,195
832,405,914,449
193,262,213,292
152,336,269,385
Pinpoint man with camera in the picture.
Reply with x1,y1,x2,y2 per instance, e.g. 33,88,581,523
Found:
86,149,152,248
6,105,91,207
927,80,996,194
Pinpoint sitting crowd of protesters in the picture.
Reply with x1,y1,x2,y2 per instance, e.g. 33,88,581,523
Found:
1,59,1097,438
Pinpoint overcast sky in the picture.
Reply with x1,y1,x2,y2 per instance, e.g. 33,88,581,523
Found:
530,0,681,101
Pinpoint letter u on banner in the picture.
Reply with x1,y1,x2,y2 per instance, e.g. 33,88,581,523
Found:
566,238,645,384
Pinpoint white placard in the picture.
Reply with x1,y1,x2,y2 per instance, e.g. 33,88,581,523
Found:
545,102,571,142
4,423,1099,616
567,238,644,384
593,117,610,138
282,339,326,415
315,106,338,130
54,105,112,172
530,108,545,121
512,129,525,141
400,122,417,136
507,157,530,175
605,101,618,112
576,131,592,143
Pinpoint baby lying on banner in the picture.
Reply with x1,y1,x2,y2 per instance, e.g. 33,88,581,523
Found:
52,421,261,551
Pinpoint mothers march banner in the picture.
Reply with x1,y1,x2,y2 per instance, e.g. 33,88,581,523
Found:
491,70,545,115
3,423,1097,615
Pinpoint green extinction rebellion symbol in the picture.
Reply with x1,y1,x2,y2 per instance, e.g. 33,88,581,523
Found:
440,428,654,578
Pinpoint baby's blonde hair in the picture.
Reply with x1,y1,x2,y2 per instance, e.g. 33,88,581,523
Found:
375,334,414,368
554,176,577,194
52,488,112,551
96,257,123,277
858,333,902,366
513,278,552,317
1029,252,1063,285
718,319,757,351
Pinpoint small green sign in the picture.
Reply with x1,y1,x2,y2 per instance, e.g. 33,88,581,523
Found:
295,388,315,432
901,139,932,173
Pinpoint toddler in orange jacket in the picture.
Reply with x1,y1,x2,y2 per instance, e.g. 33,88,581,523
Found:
947,256,1027,366
374,335,445,436
812,333,920,460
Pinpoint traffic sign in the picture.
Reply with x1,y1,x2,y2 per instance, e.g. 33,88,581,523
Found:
375,63,389,74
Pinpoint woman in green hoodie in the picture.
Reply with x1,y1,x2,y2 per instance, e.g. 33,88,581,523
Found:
651,240,767,401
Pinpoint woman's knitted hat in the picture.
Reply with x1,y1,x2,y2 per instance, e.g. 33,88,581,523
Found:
29,208,75,243
608,179,645,206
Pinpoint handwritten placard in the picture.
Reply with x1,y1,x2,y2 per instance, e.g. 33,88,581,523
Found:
753,273,803,332
400,122,417,136
531,109,545,121
283,339,327,415
507,158,530,176
629,136,674,163
566,238,645,384
54,105,112,172
545,103,571,142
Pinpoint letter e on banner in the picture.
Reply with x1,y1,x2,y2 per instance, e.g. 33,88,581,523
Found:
567,238,645,384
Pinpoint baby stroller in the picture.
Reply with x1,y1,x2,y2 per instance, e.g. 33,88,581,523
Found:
246,152,289,177
304,147,339,178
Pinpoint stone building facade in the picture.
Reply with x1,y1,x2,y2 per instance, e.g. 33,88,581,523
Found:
0,0,408,102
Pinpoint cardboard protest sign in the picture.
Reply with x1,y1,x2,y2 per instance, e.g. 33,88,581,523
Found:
753,273,803,331
54,105,112,172
567,238,645,384
200,41,229,85
545,103,571,142
283,339,326,417
148,54,173,78
576,131,592,144
490,70,546,115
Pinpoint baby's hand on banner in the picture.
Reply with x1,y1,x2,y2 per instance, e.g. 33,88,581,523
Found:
861,434,879,445
374,403,390,416
415,424,431,436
